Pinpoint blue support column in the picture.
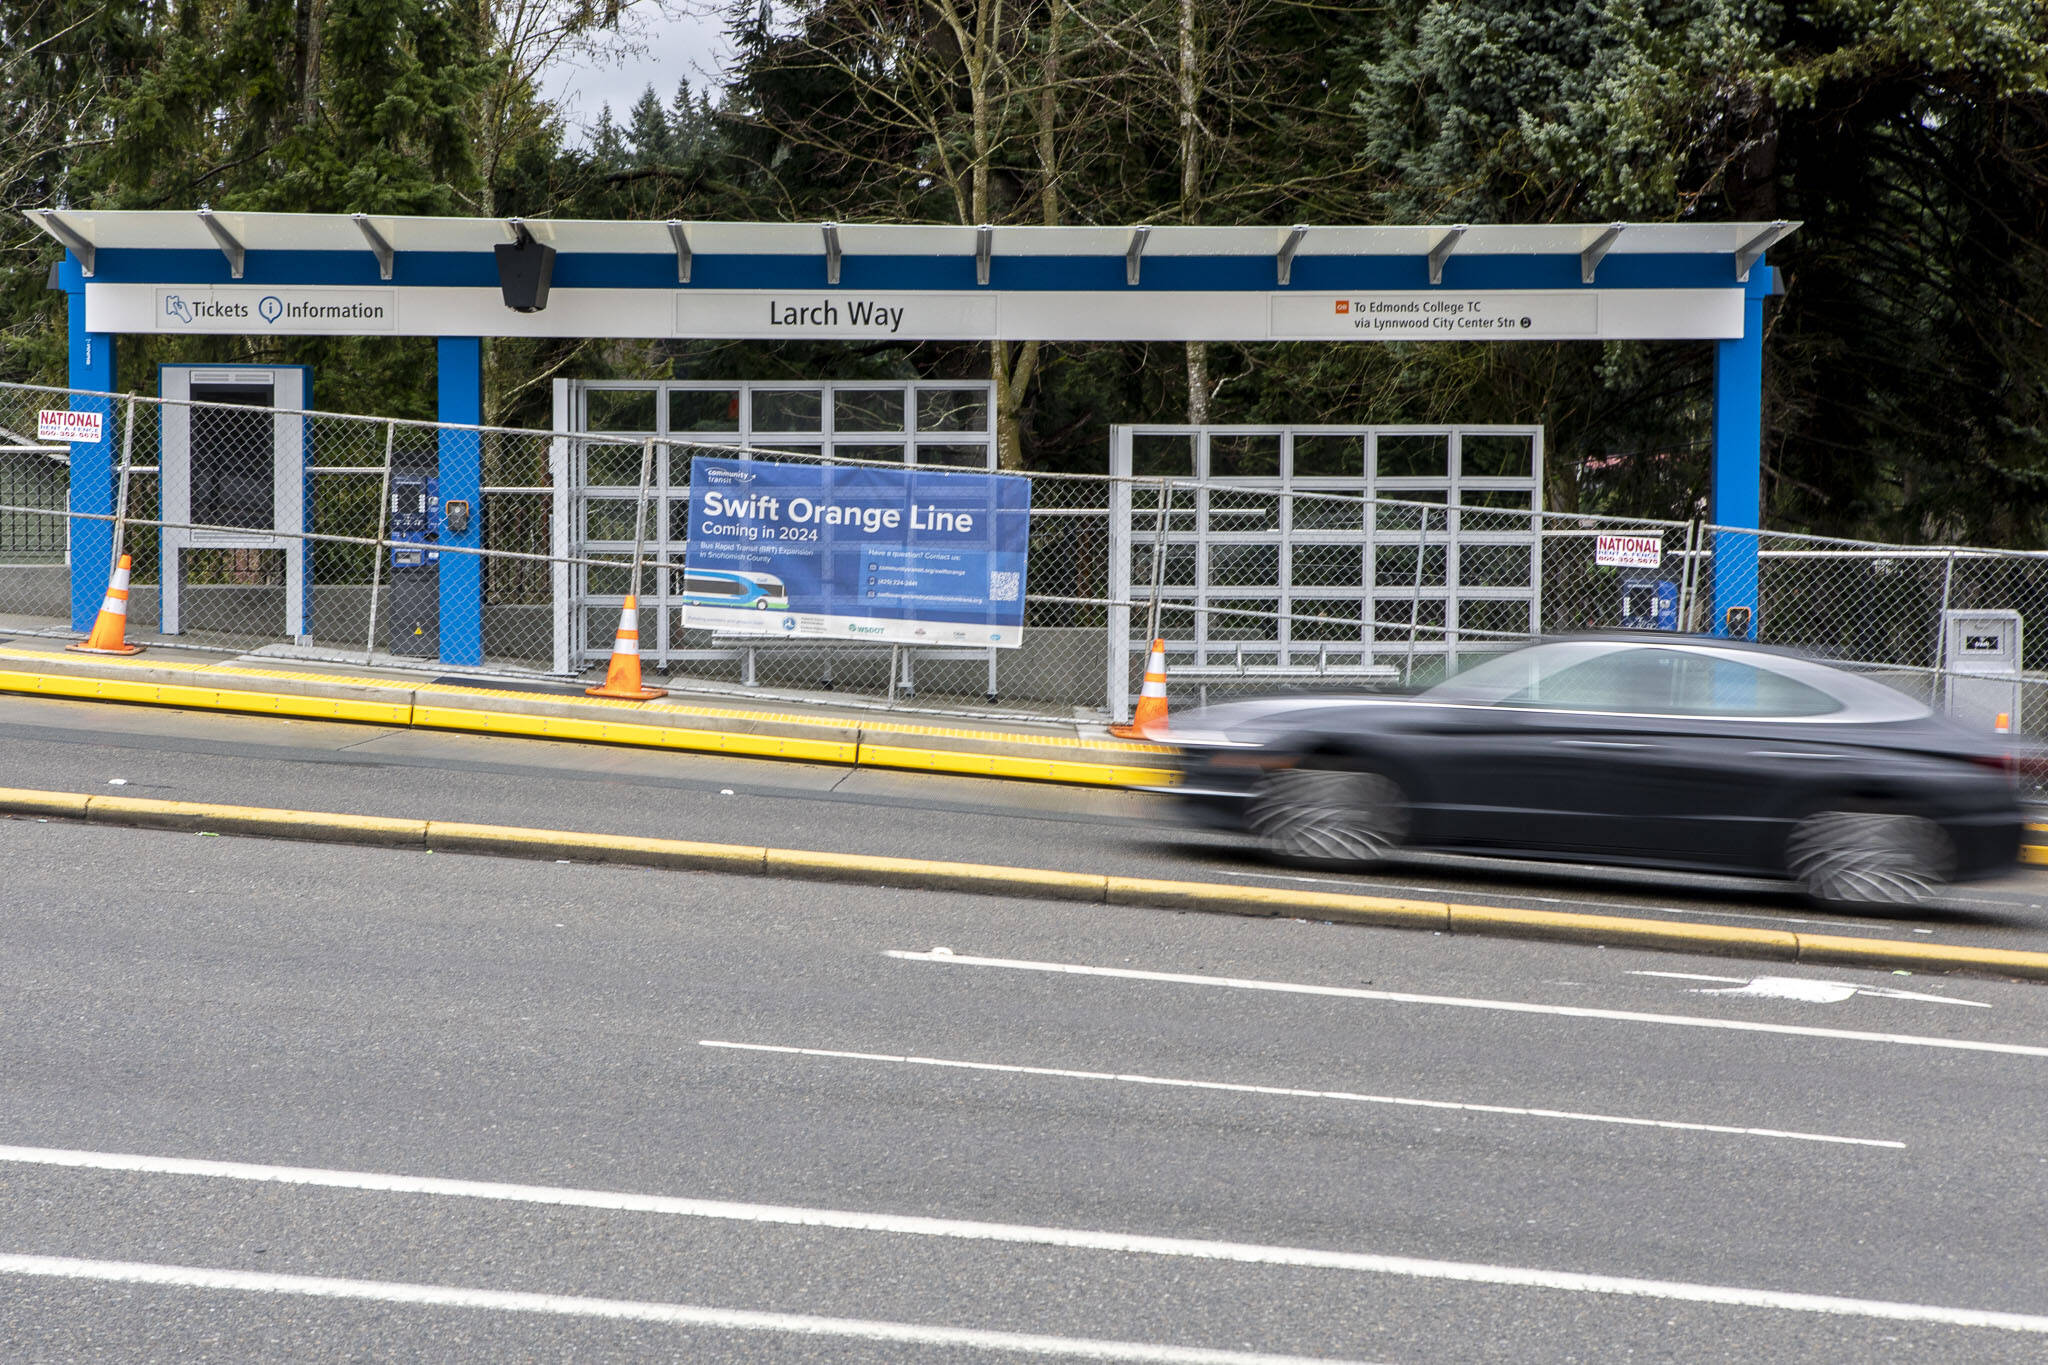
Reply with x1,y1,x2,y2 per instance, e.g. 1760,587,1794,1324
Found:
59,256,116,632
437,337,484,665
1709,265,1774,640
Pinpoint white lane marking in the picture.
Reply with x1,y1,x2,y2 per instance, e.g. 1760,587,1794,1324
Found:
700,1040,1903,1149
1629,971,1992,1009
0,1253,1362,1364
887,951,2048,1059
0,1146,2042,1335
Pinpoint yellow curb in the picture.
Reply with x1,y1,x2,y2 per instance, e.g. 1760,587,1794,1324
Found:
10,783,2048,982
1793,934,2048,978
1447,904,1803,959
764,847,1109,901
2024,844,2048,867
0,786,91,818
425,821,768,874
1103,875,1452,929
410,703,860,765
853,741,1174,789
0,668,413,726
82,794,427,847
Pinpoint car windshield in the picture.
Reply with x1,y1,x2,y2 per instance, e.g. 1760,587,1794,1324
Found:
1426,643,1849,718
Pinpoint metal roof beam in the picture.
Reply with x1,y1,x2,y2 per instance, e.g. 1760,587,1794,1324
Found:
1580,223,1623,284
1126,225,1150,286
352,214,394,280
821,222,841,285
976,224,993,286
1277,225,1307,286
197,206,245,279
1427,224,1467,286
666,220,692,283
1734,220,1792,281
25,210,93,276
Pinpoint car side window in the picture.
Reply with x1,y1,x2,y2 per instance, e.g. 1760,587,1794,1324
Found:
1672,656,1841,716
1503,649,1842,717
1501,650,1681,712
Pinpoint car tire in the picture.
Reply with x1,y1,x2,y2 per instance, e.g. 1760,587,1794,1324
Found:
1248,762,1410,867
1784,808,1955,908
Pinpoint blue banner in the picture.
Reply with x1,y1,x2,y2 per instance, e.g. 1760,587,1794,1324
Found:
681,457,1032,647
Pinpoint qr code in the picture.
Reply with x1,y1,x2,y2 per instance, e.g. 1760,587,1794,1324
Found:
988,570,1021,602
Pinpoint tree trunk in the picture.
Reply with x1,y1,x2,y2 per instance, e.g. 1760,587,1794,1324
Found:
1178,0,1208,424
297,0,323,128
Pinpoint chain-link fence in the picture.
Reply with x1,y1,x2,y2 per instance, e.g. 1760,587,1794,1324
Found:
7,378,2048,737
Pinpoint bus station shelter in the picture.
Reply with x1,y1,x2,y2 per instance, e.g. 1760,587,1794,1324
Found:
31,211,1793,666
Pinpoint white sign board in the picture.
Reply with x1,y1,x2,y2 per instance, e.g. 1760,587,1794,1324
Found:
85,283,1748,342
37,409,103,443
1595,533,1663,569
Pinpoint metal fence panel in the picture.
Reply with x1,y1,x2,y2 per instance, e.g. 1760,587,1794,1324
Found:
9,379,2048,738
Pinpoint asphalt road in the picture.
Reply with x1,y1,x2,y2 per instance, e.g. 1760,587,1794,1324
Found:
4,806,2048,1362
0,691,2044,953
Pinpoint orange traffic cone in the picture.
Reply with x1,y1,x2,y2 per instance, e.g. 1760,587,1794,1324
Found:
1111,638,1169,738
585,595,667,700
1996,712,2012,734
68,553,145,655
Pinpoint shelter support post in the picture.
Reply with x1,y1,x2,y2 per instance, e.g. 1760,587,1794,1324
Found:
437,337,484,665
60,255,117,632
1710,266,1773,640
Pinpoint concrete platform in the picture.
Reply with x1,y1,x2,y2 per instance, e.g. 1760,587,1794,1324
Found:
0,629,1175,789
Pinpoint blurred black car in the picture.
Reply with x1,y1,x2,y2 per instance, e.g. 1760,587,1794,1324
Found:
1152,636,2024,907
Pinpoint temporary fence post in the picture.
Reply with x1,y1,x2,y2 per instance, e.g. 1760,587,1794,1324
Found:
1403,503,1429,685
363,420,396,664
631,436,655,603
1676,516,1701,632
1143,476,1169,644
1935,549,1956,714
108,394,137,567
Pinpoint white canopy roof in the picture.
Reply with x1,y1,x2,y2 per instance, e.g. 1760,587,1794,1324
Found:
29,209,1799,283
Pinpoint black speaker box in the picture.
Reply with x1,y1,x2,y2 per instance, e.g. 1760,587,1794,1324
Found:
495,236,555,312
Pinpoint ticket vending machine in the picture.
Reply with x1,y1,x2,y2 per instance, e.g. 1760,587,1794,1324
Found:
159,365,311,639
1620,575,1678,631
386,451,442,657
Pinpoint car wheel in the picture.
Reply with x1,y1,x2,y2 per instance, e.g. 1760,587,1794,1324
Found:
1248,763,1409,867
1785,809,1955,908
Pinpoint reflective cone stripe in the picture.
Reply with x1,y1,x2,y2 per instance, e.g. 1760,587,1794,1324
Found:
586,595,667,701
1110,638,1169,738
612,602,642,656
68,554,144,655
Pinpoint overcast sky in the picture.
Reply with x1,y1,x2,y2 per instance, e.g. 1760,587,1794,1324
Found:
538,6,737,141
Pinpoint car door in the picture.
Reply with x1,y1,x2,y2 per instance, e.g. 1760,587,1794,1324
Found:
1500,649,1849,868
1491,648,1688,858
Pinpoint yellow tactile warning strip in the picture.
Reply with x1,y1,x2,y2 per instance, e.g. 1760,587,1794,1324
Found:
0,642,1175,787
6,783,2046,982
0,643,1168,752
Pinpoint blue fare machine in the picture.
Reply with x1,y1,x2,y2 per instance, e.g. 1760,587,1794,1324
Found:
386,448,443,656
1621,575,1679,631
